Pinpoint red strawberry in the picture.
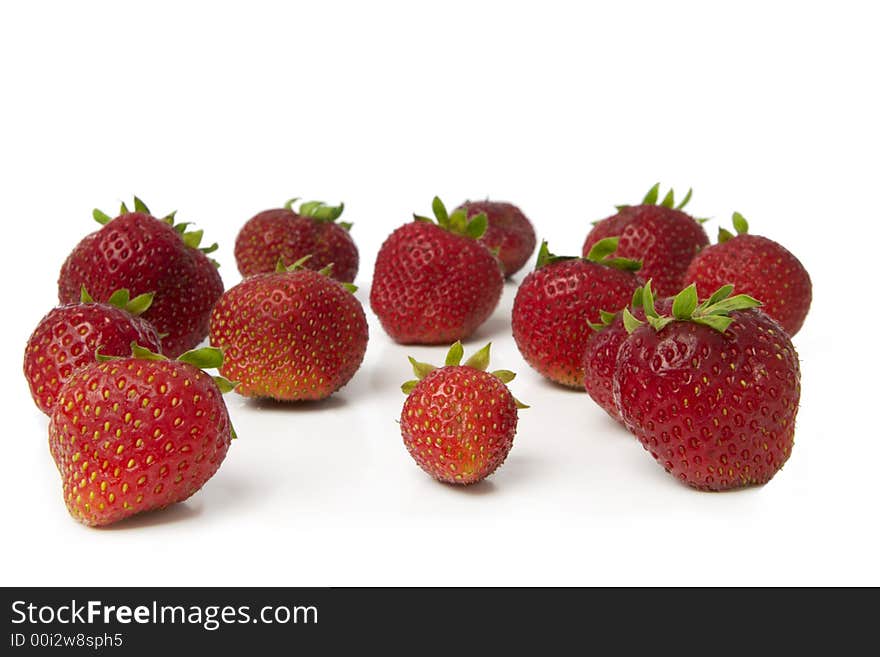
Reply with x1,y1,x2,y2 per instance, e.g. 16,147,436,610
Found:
684,212,812,336
582,184,709,296
370,197,504,344
512,239,642,388
455,200,536,276
400,342,526,485
57,197,224,358
614,284,801,491
24,287,162,415
582,285,673,423
210,258,368,401
48,345,236,527
234,198,358,282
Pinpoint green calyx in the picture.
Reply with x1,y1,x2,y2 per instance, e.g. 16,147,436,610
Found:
622,281,762,335
80,285,154,316
615,183,708,222
536,238,641,273
284,198,350,230
718,212,750,243
274,255,358,293
413,197,488,240
96,342,238,394
400,341,528,409
588,286,646,332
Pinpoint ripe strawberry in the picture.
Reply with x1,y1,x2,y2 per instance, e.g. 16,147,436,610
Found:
511,239,642,388
684,212,812,336
234,198,358,282
24,287,162,415
614,284,801,491
582,184,709,296
48,345,236,527
210,258,368,400
57,197,224,358
370,197,504,344
582,284,673,423
455,200,536,276
400,342,526,485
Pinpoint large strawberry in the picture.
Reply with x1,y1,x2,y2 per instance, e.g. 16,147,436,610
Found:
48,344,236,527
455,200,536,277
684,212,812,336
511,239,641,388
400,341,526,485
582,284,673,423
582,184,709,296
370,197,504,344
614,284,801,491
234,198,358,282
210,258,368,401
24,287,161,415
57,197,224,358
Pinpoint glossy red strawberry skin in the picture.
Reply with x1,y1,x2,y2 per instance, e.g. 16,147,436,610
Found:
234,209,359,282
684,234,812,336
210,270,368,400
582,298,673,423
24,303,161,415
512,260,640,387
613,309,800,491
57,212,224,358
457,201,536,277
370,222,504,344
400,366,518,484
48,358,233,527
583,205,708,296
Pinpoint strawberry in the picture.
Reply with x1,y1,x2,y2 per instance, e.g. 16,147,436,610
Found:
614,284,801,491
234,198,358,282
455,200,536,276
582,284,673,423
57,197,224,358
400,341,526,485
48,345,236,527
511,239,642,388
684,212,812,336
23,287,162,415
370,197,504,344
209,258,368,401
582,184,709,296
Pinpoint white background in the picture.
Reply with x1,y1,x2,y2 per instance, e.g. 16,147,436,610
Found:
1,1,877,586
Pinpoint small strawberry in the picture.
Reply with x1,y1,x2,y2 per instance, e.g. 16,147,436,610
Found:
582,184,709,296
210,257,368,401
48,344,236,527
400,341,526,485
57,197,224,358
614,284,801,491
234,198,358,282
24,287,162,415
684,212,812,336
370,197,504,344
582,284,673,423
455,200,536,277
511,239,642,388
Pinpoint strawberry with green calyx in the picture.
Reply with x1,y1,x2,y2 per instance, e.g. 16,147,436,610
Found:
454,200,537,277
582,183,709,296
234,197,358,282
400,341,526,485
210,255,369,401
684,212,812,336
24,286,162,415
370,197,504,344
511,238,642,388
48,344,237,527
58,197,224,358
614,283,801,491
